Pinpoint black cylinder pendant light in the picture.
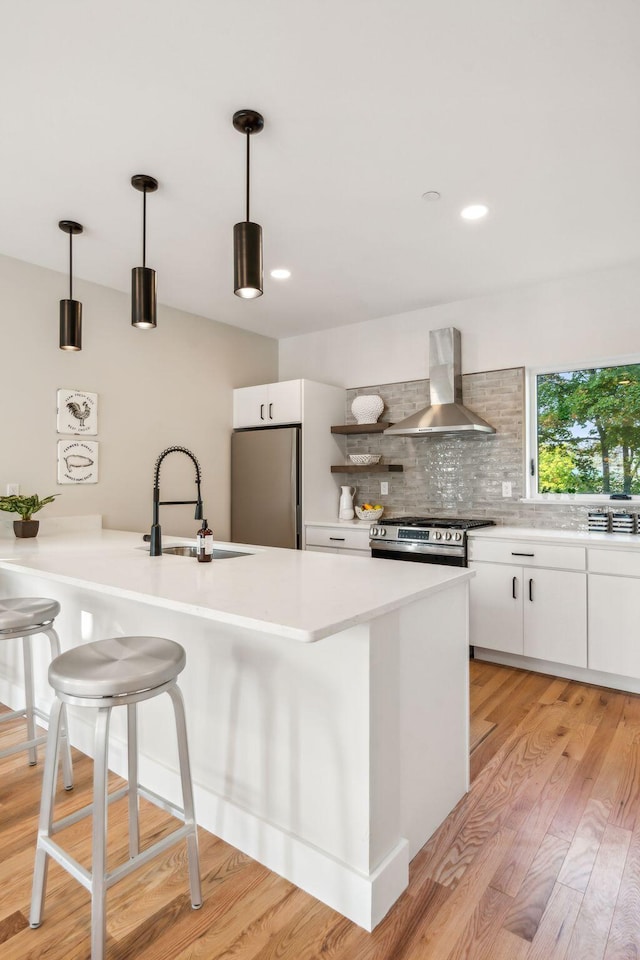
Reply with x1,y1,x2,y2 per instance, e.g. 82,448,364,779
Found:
58,220,83,351
131,174,158,328
233,109,264,299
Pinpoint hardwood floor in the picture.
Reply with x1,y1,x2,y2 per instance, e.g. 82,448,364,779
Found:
1,661,640,959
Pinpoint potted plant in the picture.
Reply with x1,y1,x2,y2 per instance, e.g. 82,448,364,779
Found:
0,493,59,538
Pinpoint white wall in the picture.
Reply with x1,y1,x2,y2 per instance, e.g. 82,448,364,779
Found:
279,260,640,387
0,254,278,539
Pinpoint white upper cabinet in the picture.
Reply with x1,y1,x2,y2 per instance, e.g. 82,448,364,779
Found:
233,380,303,428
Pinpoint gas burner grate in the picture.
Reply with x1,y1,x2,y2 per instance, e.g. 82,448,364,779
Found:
384,517,495,531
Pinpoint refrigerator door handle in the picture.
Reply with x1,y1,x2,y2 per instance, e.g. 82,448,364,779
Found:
292,446,299,546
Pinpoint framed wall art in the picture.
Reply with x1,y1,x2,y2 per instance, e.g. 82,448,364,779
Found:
56,388,98,435
57,440,99,484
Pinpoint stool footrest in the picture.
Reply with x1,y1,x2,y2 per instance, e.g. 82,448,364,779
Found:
48,783,189,837
0,706,49,725
0,708,28,724
38,823,195,893
138,784,188,823
0,734,48,760
49,785,129,835
37,835,92,892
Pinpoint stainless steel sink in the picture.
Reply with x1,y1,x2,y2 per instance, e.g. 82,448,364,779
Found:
160,545,250,559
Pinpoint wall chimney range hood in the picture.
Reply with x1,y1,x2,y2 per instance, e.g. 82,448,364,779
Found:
384,328,496,436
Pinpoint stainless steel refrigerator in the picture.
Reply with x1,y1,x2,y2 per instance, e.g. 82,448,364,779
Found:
231,425,301,548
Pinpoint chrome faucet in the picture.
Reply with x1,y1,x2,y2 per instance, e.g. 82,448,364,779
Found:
149,446,204,556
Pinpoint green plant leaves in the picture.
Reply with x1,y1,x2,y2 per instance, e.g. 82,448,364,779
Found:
0,494,59,521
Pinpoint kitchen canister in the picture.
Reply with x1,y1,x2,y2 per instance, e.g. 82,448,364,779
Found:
351,394,384,424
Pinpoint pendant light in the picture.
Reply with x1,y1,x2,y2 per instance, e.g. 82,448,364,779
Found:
233,109,264,299
131,174,158,328
58,220,83,351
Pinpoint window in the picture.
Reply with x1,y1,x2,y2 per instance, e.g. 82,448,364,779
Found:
531,361,640,497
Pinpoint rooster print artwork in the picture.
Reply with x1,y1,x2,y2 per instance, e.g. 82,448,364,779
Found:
56,389,98,435
66,400,91,427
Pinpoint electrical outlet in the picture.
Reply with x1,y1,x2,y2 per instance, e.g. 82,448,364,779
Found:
502,481,512,498
6,483,19,496
380,481,389,496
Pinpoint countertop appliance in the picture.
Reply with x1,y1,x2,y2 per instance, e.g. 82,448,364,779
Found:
231,425,301,549
370,516,495,566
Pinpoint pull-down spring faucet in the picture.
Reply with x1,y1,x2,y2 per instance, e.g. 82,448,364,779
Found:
149,446,204,556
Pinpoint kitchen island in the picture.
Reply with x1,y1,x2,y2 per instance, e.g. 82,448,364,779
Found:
0,528,471,930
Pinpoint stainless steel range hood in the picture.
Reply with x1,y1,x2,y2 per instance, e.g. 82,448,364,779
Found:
384,328,496,436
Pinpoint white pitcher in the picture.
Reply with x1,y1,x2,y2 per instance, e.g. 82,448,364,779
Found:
338,485,356,520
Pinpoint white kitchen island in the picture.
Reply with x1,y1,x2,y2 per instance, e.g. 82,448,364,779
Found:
0,528,471,930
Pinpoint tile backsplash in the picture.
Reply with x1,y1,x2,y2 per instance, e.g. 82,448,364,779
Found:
342,368,591,530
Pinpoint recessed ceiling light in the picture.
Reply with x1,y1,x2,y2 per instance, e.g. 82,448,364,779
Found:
270,268,291,280
421,191,441,202
461,204,489,221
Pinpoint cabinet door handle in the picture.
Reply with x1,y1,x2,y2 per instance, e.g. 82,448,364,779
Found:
269,402,274,419
329,537,346,541
260,403,265,421
529,578,534,601
512,576,517,599
512,552,535,557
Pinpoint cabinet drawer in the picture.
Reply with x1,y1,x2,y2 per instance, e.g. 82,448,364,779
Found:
589,548,640,577
468,539,585,571
305,526,371,551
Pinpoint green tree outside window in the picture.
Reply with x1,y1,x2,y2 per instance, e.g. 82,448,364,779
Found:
536,364,640,495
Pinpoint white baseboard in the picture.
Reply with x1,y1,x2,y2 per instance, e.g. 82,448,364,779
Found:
474,648,640,695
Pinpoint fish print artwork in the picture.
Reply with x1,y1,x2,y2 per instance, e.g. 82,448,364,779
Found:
56,388,98,435
57,440,99,484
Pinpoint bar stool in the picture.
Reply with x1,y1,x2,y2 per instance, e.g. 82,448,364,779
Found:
30,635,202,960
0,597,73,788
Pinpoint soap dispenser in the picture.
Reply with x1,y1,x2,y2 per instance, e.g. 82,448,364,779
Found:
196,519,213,562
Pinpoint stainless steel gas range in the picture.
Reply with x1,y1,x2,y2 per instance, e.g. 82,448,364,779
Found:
370,516,496,567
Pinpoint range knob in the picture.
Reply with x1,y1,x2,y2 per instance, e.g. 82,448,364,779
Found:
433,531,442,540
378,527,386,536
445,532,452,541
371,527,379,537
454,532,463,541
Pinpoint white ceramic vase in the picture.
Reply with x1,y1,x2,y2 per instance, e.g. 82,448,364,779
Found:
351,395,384,424
338,485,356,520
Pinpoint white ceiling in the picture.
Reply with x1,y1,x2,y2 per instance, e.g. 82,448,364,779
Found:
1,0,639,340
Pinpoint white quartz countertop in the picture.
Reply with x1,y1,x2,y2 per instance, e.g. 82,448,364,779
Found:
469,525,640,550
0,529,471,643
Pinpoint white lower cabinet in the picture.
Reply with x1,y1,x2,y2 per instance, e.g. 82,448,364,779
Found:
304,524,370,556
469,539,587,668
588,549,640,677
469,562,523,655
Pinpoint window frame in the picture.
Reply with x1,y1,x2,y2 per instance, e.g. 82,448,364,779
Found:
526,353,640,503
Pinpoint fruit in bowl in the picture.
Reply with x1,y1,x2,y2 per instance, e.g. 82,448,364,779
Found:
355,504,384,521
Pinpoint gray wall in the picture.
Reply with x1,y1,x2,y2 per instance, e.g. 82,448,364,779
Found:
0,254,278,539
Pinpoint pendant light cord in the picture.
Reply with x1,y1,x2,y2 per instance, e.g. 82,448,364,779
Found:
142,188,147,268
69,231,73,300
246,130,251,222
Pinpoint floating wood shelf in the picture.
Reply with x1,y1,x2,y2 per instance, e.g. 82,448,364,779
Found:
331,464,403,474
331,422,393,435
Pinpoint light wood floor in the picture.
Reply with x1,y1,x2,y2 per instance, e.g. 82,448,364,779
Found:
1,660,640,959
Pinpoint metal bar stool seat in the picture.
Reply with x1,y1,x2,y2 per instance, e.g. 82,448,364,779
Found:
0,597,73,787
30,635,202,960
